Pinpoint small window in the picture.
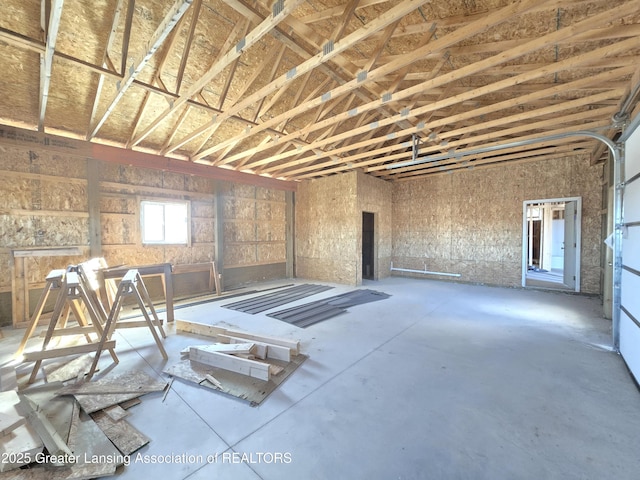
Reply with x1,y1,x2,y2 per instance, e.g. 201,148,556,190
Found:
140,200,189,245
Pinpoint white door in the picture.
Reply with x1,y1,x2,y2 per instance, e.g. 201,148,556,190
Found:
563,201,577,289
620,119,640,383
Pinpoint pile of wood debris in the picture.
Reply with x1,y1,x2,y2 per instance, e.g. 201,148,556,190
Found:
0,359,165,479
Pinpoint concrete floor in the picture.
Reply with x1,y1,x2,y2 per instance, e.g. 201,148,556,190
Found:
3,276,640,479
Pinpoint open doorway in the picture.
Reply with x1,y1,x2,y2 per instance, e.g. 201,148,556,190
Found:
522,197,581,291
362,212,375,280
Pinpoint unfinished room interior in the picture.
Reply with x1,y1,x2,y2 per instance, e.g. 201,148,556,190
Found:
1,0,640,478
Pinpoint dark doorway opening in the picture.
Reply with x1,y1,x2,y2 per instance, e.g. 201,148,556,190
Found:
362,212,375,280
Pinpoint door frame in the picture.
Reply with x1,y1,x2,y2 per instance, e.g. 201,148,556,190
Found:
521,196,582,292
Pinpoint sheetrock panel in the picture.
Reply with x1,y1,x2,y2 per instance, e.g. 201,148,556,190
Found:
622,226,640,270
624,180,640,224
620,311,640,384
625,123,640,179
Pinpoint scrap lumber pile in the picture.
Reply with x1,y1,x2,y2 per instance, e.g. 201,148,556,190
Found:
165,320,305,405
0,362,166,479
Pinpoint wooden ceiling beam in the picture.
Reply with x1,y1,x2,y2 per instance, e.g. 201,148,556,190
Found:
184,0,432,161
390,144,594,180
127,11,189,147
242,31,639,173
209,0,557,167
87,0,125,137
131,0,306,147
329,0,361,42
120,0,135,77
370,118,614,176
87,0,193,140
217,20,253,110
175,0,202,94
38,0,64,131
364,19,400,72
363,22,640,67
283,87,625,179
0,24,301,147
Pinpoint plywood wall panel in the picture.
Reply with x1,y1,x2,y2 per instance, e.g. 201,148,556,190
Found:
392,154,602,293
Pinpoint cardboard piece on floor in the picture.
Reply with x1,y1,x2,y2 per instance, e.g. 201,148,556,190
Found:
90,411,149,456
56,371,167,396
163,354,307,406
44,354,94,383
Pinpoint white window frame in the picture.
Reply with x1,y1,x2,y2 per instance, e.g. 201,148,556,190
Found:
140,198,191,246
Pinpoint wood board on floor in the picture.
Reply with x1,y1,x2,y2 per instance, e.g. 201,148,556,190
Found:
71,393,144,415
90,411,149,456
44,354,94,383
163,354,307,406
56,371,167,396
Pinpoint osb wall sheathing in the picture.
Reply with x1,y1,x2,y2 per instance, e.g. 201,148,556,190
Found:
392,155,602,293
0,146,89,326
219,183,286,268
99,162,216,268
357,170,393,283
296,171,359,285
0,144,290,326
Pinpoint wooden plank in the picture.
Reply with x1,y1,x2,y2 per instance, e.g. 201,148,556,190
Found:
12,247,83,258
218,334,288,361
286,190,294,279
43,353,94,384
15,394,72,459
90,411,149,456
0,424,43,473
225,329,300,354
11,256,26,329
56,371,167,396
73,393,142,414
176,319,227,337
215,180,225,292
67,409,122,475
38,0,64,131
189,346,270,381
194,343,256,355
87,158,102,257
21,382,76,446
22,341,116,362
0,391,24,436
103,405,129,422
119,398,141,410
